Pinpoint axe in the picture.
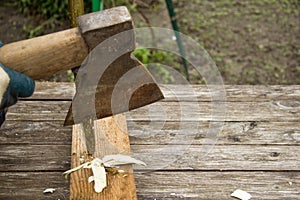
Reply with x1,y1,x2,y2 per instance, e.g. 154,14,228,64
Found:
0,7,164,154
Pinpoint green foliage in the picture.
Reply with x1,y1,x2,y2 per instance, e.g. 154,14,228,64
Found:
284,0,300,5
18,0,69,19
67,70,75,82
18,0,70,38
133,48,175,83
104,0,133,7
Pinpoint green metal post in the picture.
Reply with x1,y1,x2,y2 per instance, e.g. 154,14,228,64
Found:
165,0,190,81
92,0,103,12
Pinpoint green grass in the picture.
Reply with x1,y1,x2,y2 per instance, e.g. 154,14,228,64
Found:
173,0,300,84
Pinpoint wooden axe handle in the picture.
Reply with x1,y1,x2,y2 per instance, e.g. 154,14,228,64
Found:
0,28,88,79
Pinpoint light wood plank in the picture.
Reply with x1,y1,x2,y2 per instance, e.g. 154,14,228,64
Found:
135,171,300,200
0,145,71,171
0,172,69,200
1,82,299,200
1,121,299,146
131,145,300,171
70,114,137,199
6,100,300,122
28,82,300,102
128,121,300,145
0,121,72,145
1,145,299,171
0,171,299,200
6,101,70,121
127,101,300,122
31,82,74,100
160,84,300,102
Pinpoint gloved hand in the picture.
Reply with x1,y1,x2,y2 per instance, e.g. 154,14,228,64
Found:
0,42,35,127
0,63,35,109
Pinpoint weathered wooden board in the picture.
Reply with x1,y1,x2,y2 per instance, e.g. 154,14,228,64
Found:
131,144,300,171
0,121,72,145
0,172,69,200
127,101,300,122
0,145,71,171
6,101,70,121
1,121,299,145
129,121,300,145
1,171,299,200
70,115,137,199
31,82,74,100
1,83,299,199
1,144,299,171
160,84,300,102
28,82,300,102
6,100,300,122
135,171,300,200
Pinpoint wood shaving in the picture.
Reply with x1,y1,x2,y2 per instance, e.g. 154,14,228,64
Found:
63,155,145,193
231,189,252,200
43,188,56,194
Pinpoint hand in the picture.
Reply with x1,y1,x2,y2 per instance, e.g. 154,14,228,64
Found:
0,42,35,127
0,40,35,111
0,63,35,110
0,63,35,127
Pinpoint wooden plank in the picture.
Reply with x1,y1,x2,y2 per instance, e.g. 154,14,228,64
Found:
127,100,300,122
1,121,299,146
28,82,300,102
1,171,299,200
135,171,300,200
6,101,70,121
0,145,70,171
1,144,299,171
0,172,69,200
70,114,137,199
6,100,300,122
131,145,300,171
0,121,72,145
128,121,300,145
160,84,300,102
1,82,299,200
31,82,74,100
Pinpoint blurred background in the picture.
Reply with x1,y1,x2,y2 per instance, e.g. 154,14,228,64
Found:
0,0,299,84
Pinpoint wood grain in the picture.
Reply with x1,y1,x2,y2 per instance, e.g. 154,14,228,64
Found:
0,28,88,79
0,171,299,200
27,82,300,102
1,144,299,171
1,83,299,199
7,100,300,122
0,172,69,200
135,171,300,200
1,121,299,145
160,84,300,102
70,114,137,199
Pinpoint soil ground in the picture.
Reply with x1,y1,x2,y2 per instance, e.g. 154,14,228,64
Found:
0,0,299,84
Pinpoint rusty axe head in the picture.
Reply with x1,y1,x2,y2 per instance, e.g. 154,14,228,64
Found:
64,7,164,126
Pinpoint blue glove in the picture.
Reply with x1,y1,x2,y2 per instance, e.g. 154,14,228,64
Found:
0,42,35,126
0,63,35,109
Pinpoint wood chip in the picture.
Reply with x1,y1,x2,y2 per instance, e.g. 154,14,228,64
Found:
231,189,252,200
43,188,55,194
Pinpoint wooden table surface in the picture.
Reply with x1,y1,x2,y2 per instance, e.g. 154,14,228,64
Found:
0,82,299,199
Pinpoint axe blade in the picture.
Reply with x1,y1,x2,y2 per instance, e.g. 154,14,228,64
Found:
63,56,164,126
64,7,164,127
63,7,164,154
